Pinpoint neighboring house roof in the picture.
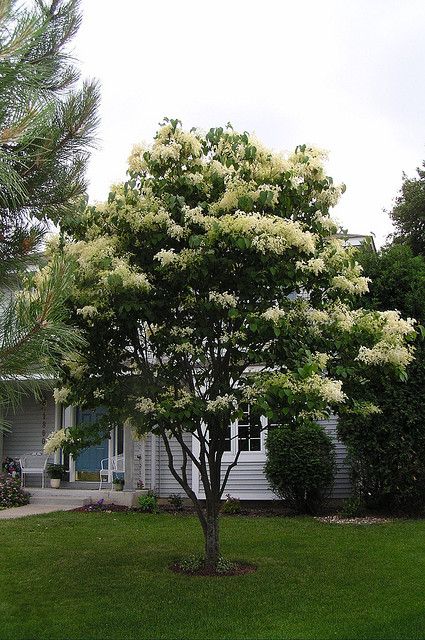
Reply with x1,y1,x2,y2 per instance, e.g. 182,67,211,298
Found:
338,233,377,253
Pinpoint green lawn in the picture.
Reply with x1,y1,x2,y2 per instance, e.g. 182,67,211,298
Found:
2,512,425,639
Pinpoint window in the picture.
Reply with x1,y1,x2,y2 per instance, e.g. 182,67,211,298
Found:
223,403,264,454
237,404,261,451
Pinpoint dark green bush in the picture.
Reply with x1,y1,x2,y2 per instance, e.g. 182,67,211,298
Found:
265,422,335,514
341,244,425,513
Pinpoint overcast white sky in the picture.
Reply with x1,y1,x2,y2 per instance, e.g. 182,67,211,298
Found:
73,0,425,246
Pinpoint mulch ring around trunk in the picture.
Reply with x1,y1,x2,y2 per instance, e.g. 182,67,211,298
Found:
315,515,394,525
170,560,257,577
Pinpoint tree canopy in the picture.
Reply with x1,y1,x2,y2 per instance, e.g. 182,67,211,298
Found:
53,120,414,569
388,163,425,256
337,242,425,511
0,0,98,428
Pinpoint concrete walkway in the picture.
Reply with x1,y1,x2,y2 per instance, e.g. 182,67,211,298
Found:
0,503,81,520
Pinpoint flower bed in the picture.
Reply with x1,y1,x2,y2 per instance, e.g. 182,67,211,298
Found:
0,474,30,509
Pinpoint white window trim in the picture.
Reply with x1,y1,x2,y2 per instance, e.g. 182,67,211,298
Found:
222,414,268,462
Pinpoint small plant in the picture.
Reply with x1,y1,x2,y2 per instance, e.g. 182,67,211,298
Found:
168,493,183,511
46,463,66,480
138,491,158,513
112,476,125,488
216,557,236,574
0,474,30,509
221,494,241,514
175,554,237,575
177,554,204,573
341,495,364,518
2,457,20,478
136,480,145,489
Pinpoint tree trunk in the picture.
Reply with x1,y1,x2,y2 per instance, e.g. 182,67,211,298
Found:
204,500,220,570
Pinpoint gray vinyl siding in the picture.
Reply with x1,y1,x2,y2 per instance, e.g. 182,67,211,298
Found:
3,393,56,460
193,418,351,501
157,433,192,497
321,416,351,500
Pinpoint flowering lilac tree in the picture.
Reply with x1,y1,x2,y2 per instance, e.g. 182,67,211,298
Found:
53,120,415,570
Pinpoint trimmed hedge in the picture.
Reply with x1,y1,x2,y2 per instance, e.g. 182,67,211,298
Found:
265,422,336,514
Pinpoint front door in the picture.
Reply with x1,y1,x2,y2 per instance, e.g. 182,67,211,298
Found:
74,407,108,482
74,440,109,481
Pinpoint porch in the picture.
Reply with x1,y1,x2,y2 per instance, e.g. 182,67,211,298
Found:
2,396,147,493
28,486,148,508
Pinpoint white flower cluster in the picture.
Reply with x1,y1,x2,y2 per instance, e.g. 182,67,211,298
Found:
209,291,238,308
331,274,370,295
100,258,151,291
261,307,286,323
313,377,346,404
62,353,87,380
76,306,98,319
380,310,416,337
149,126,202,164
313,352,330,369
357,342,415,368
66,237,117,273
169,326,195,338
154,248,178,266
53,387,70,404
43,429,72,454
173,390,194,410
135,397,156,414
296,257,326,276
182,205,212,229
206,394,237,413
313,211,338,233
128,143,148,174
242,385,259,401
173,342,198,356
214,212,316,255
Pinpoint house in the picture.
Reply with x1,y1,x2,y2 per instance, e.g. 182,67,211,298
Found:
1,235,373,502
1,392,351,501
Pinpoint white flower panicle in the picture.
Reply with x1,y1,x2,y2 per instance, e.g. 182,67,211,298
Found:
53,387,70,404
331,274,370,295
357,342,415,368
209,291,238,308
154,248,178,266
76,306,98,319
43,428,72,454
172,390,194,410
261,307,286,323
206,394,237,413
296,258,326,276
380,311,416,337
135,398,156,414
213,212,316,255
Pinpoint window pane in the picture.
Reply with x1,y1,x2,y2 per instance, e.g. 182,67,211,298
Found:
238,425,249,439
224,424,231,451
239,438,249,451
236,403,263,452
117,425,124,455
250,439,261,451
250,424,261,439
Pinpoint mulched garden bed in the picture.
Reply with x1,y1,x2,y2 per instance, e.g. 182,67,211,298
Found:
170,561,257,577
73,503,130,513
73,502,416,522
315,515,394,525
